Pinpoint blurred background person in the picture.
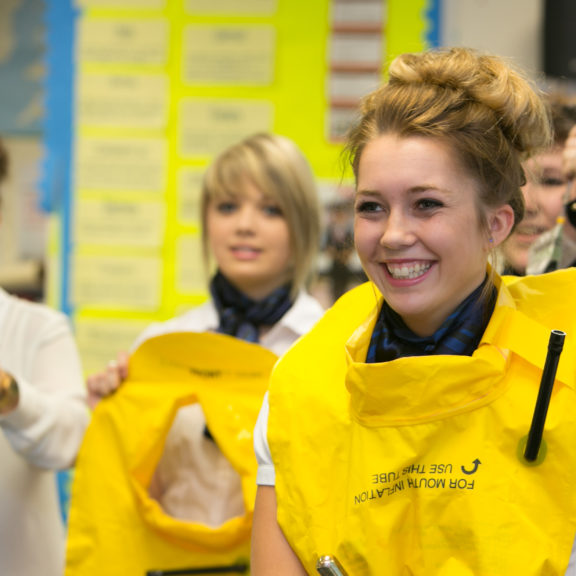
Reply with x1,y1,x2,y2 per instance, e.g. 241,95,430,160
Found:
525,121,576,274
323,199,355,302
498,93,576,275
0,137,88,576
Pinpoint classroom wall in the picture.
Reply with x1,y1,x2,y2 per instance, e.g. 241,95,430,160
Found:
0,0,563,364
443,0,544,79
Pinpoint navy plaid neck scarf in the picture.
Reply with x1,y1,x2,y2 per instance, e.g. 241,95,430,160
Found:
366,277,496,364
210,271,294,343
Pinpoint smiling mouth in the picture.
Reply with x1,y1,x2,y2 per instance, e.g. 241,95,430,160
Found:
514,222,550,236
514,225,548,236
231,246,261,259
385,261,432,280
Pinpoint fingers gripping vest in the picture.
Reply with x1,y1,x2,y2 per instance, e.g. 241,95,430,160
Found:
268,271,576,575
65,332,277,576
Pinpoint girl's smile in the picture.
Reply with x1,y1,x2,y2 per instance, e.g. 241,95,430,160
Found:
382,259,434,282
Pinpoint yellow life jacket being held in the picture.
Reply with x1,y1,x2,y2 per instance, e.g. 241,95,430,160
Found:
66,332,277,576
268,270,576,575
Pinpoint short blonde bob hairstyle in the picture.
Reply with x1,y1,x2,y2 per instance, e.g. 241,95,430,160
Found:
201,133,321,298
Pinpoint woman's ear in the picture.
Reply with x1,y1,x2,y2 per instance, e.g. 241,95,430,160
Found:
488,204,515,248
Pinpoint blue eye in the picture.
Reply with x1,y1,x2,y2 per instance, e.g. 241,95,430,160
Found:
216,201,237,214
540,177,565,187
263,204,283,217
416,198,443,210
355,201,382,213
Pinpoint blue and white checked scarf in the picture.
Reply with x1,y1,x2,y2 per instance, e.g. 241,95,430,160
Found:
366,277,496,364
210,271,293,343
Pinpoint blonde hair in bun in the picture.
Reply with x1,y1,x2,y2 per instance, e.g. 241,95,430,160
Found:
347,47,553,233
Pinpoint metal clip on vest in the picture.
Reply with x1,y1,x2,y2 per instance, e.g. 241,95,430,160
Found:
316,555,349,576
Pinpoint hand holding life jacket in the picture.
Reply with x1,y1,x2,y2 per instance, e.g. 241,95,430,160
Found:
66,332,277,576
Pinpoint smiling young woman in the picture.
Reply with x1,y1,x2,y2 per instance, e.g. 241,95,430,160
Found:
251,48,576,576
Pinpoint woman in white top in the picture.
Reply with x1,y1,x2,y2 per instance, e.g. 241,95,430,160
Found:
251,49,576,575
0,139,89,576
86,132,325,526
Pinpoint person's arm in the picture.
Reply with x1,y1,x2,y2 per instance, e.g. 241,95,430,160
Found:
86,351,129,409
251,485,307,576
0,314,88,469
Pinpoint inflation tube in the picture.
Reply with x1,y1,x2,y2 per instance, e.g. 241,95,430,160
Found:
524,330,566,462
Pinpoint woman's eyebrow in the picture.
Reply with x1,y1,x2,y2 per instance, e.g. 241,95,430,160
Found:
356,185,448,196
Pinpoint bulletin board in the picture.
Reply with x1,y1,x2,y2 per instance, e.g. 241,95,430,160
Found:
43,0,440,373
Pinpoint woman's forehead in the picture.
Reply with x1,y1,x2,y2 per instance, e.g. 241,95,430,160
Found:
209,184,278,203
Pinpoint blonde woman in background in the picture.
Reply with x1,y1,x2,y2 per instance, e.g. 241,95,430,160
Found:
86,132,324,525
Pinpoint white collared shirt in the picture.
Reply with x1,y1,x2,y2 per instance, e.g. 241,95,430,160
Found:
133,291,324,357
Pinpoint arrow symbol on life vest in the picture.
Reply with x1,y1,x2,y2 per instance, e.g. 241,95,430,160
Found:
461,459,481,475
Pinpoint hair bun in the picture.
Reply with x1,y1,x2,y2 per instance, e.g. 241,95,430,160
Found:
384,47,552,157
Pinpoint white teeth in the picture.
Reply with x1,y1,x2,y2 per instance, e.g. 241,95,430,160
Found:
233,247,258,253
386,262,431,279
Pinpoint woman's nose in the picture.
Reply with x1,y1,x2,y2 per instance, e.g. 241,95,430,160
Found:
521,181,540,216
379,210,415,248
235,206,257,232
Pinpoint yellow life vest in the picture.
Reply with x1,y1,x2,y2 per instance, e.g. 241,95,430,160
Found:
268,270,576,575
65,332,277,576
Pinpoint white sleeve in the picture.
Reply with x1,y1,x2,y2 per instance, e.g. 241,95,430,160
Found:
254,392,276,486
566,534,576,575
0,311,89,470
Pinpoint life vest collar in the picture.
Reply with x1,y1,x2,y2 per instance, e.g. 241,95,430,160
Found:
345,276,574,427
